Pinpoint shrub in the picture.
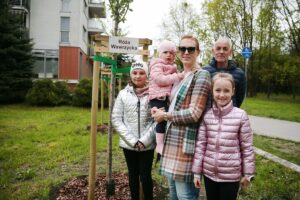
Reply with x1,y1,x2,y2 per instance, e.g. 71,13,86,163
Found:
25,79,71,106
72,78,93,107
54,81,72,105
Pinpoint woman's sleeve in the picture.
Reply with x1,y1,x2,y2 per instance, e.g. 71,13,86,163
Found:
239,111,255,176
192,121,207,174
111,91,138,147
172,70,211,124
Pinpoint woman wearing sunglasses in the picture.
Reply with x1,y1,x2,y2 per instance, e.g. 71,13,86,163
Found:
152,35,211,200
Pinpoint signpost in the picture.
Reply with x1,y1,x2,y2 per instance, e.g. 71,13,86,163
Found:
241,47,252,59
241,47,252,110
109,36,139,54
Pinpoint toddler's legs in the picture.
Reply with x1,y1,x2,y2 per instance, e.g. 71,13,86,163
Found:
149,98,168,159
155,122,166,154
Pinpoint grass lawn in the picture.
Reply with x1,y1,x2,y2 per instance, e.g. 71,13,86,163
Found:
1,105,300,199
254,134,300,165
241,93,300,122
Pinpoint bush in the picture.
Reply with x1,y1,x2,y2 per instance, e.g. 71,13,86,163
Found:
54,81,72,105
72,78,93,107
25,79,71,106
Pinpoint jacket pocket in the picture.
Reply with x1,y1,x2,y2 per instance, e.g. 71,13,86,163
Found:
182,126,197,154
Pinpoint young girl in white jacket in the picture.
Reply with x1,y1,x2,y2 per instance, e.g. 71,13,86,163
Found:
112,61,156,200
192,73,255,200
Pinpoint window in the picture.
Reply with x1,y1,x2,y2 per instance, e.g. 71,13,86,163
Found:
61,0,71,12
60,17,70,43
33,50,59,79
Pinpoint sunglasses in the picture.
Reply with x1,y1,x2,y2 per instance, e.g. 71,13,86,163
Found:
178,46,196,54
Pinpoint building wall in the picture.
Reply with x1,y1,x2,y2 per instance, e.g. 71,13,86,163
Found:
30,0,88,53
59,46,79,79
28,0,104,82
59,47,89,80
30,0,60,50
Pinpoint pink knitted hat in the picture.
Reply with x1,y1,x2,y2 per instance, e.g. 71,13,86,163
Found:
158,40,176,56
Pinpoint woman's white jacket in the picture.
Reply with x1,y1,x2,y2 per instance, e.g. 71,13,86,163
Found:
112,85,156,151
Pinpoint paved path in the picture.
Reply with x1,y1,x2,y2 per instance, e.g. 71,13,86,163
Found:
249,115,300,142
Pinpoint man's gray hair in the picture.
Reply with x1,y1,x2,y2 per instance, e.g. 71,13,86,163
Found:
214,36,232,49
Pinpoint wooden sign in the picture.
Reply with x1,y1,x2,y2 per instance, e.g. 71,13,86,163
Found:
108,36,139,54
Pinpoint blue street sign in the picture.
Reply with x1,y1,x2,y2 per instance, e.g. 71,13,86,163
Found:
242,47,252,59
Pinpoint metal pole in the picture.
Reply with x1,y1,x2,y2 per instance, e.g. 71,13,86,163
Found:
244,58,248,111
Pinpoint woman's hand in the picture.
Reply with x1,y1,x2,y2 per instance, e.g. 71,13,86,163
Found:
152,108,166,123
240,177,250,191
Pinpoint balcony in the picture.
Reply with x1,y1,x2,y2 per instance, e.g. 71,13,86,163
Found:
88,18,104,34
88,0,106,18
10,0,29,13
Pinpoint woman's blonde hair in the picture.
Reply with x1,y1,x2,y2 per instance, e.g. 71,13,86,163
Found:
212,73,235,90
180,35,200,51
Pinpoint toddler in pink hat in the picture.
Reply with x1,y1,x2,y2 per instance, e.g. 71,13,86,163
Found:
149,40,184,162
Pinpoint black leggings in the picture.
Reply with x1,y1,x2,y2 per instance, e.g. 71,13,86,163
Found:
149,98,168,133
204,176,240,200
123,148,154,200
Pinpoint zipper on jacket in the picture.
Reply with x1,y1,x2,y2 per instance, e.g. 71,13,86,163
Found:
137,97,141,139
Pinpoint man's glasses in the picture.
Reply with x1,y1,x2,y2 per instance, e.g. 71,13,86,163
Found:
178,46,196,54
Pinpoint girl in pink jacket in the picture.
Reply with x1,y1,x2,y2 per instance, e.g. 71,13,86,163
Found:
149,40,184,159
192,73,255,200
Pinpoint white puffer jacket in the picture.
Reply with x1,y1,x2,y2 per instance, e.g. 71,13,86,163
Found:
192,101,255,182
112,85,155,151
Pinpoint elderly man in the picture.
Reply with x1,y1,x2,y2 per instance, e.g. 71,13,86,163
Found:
204,37,246,108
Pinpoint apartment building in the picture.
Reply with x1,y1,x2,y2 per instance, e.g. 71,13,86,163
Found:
10,0,106,83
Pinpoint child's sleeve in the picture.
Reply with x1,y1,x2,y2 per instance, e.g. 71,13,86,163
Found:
111,91,139,147
138,108,156,148
151,64,181,86
239,111,255,177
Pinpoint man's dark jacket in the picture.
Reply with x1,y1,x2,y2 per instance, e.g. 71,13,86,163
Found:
203,58,246,108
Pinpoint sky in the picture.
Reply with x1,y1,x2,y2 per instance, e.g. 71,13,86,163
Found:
121,0,202,49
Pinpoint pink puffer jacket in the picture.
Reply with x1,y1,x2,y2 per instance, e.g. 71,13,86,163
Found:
148,58,181,100
192,101,255,182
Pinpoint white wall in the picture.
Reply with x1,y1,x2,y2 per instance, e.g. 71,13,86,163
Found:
30,0,60,50
30,0,88,53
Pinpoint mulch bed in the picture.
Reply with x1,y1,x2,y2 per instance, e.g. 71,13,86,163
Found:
50,172,168,200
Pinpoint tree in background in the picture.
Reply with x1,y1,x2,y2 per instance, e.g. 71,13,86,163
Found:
159,0,211,64
278,0,300,56
0,0,34,103
199,0,299,98
107,0,133,36
105,0,134,197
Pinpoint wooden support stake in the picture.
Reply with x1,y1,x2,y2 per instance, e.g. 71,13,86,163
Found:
100,70,104,125
88,58,100,200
